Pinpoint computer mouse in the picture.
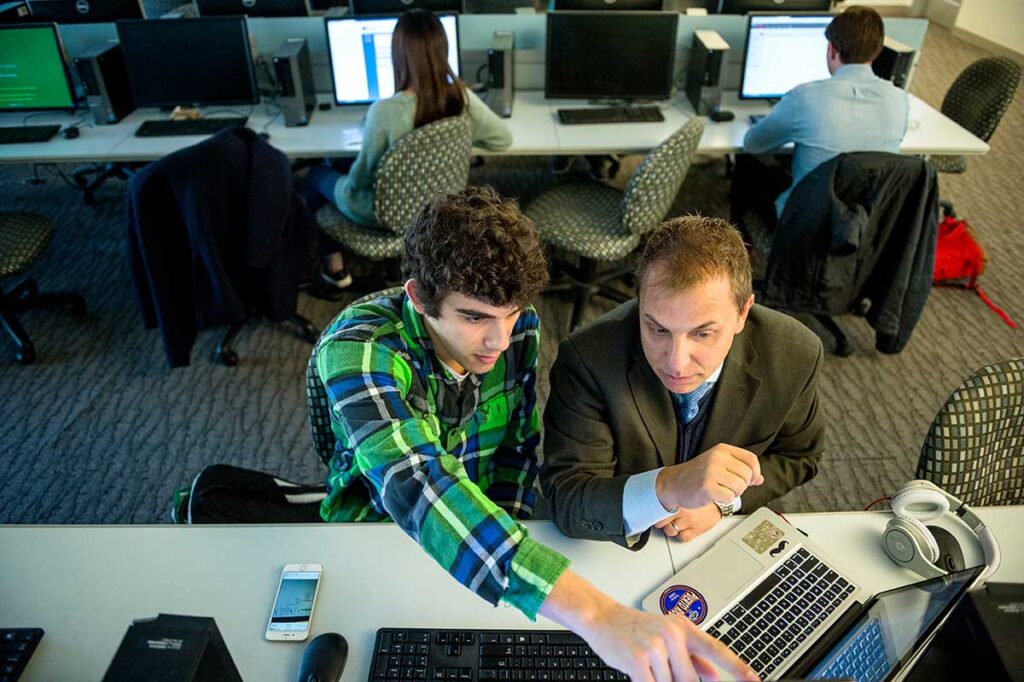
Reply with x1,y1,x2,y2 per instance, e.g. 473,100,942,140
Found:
258,131,271,141
297,633,347,682
61,126,80,139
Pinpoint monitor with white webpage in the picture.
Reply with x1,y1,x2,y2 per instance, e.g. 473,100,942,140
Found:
325,14,460,105
740,13,833,99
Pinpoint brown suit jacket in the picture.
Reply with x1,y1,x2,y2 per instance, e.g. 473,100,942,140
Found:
540,301,825,549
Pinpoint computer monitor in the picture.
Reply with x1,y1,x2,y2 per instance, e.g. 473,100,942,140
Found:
553,0,663,10
325,14,460,105
0,23,76,111
27,0,144,23
349,0,461,15
545,11,678,100
461,0,534,13
714,0,831,13
116,17,259,108
739,13,832,99
196,0,310,16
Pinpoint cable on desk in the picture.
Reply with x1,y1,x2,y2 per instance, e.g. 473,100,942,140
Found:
864,496,892,511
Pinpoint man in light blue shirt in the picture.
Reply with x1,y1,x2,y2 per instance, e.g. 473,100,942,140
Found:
743,6,909,217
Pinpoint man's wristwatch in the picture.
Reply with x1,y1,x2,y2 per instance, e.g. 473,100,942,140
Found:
715,500,736,518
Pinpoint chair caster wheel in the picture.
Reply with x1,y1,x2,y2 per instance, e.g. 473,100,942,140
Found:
218,349,239,367
15,344,36,365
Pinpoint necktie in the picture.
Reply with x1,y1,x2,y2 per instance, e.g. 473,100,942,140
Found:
675,381,711,425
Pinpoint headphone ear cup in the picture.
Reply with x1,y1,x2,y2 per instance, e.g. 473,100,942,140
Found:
884,516,941,568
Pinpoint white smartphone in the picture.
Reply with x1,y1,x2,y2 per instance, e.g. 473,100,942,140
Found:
265,563,323,641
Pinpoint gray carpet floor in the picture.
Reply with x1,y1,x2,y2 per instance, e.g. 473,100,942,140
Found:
0,23,1021,524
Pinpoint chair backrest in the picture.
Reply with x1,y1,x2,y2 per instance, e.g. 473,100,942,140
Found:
916,357,1024,506
373,115,474,235
306,287,405,467
619,117,705,237
941,56,1021,143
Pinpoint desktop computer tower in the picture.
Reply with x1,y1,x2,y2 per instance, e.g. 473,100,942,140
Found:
485,31,514,118
686,29,728,116
73,43,135,125
273,38,315,127
872,36,914,90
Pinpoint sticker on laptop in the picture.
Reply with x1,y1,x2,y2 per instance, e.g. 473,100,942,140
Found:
658,585,708,623
741,520,786,554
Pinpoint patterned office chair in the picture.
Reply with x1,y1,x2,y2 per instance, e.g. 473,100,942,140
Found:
524,117,705,330
0,212,86,365
916,357,1024,506
306,287,404,467
931,57,1021,176
316,116,473,264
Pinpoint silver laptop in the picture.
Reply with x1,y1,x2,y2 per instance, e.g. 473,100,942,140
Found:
642,507,983,681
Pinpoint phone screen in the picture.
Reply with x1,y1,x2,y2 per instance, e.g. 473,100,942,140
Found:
268,570,320,633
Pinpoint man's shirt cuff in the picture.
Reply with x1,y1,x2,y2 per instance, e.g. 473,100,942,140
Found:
622,468,676,538
502,536,570,620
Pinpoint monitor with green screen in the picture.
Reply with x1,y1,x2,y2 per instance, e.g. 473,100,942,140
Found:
0,24,75,111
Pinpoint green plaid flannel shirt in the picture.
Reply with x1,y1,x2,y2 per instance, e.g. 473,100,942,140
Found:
316,292,569,619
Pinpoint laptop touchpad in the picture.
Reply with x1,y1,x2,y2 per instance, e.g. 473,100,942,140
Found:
686,543,765,600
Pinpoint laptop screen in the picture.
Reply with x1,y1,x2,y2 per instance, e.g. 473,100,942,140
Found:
807,566,982,682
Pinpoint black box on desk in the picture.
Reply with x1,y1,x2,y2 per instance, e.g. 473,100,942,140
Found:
102,614,242,682
686,29,728,116
73,43,135,125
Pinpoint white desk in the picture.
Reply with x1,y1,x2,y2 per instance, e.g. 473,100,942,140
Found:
3,509,1020,681
0,522,672,682
0,90,989,166
665,508,1023,598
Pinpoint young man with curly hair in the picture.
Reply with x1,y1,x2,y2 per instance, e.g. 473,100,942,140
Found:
316,187,755,682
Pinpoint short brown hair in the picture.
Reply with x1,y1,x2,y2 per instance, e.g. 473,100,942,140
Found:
636,216,752,311
403,186,550,317
825,6,885,64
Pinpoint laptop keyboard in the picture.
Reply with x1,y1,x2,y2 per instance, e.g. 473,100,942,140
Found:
704,548,856,679
370,629,629,681
1,628,44,682
816,619,891,682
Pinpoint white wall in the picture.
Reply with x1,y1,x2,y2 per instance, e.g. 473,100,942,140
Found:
954,0,1024,55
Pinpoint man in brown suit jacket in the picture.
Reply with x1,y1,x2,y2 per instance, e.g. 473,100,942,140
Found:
541,216,824,549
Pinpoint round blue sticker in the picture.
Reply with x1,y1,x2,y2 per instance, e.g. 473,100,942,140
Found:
659,585,708,624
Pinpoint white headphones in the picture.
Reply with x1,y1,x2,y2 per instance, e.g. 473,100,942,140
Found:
882,480,1001,585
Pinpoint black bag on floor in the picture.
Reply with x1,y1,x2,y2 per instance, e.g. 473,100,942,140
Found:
173,464,325,524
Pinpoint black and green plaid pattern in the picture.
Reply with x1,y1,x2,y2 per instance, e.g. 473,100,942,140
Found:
315,292,569,618
917,357,1024,506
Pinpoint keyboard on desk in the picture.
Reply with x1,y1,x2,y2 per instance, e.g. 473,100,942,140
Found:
557,106,664,125
1,628,44,682
135,117,248,137
0,125,60,144
371,629,627,681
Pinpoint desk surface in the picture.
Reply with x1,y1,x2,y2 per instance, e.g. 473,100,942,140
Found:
2,508,1019,681
0,91,989,165
0,522,672,682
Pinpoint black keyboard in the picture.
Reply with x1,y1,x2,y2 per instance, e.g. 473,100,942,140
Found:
557,106,664,125
704,548,856,679
0,125,60,144
1,628,44,682
135,117,248,137
370,629,628,681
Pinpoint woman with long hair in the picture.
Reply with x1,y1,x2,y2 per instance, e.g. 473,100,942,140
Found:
307,9,513,289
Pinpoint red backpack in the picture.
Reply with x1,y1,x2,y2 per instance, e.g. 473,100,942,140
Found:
933,215,1017,328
